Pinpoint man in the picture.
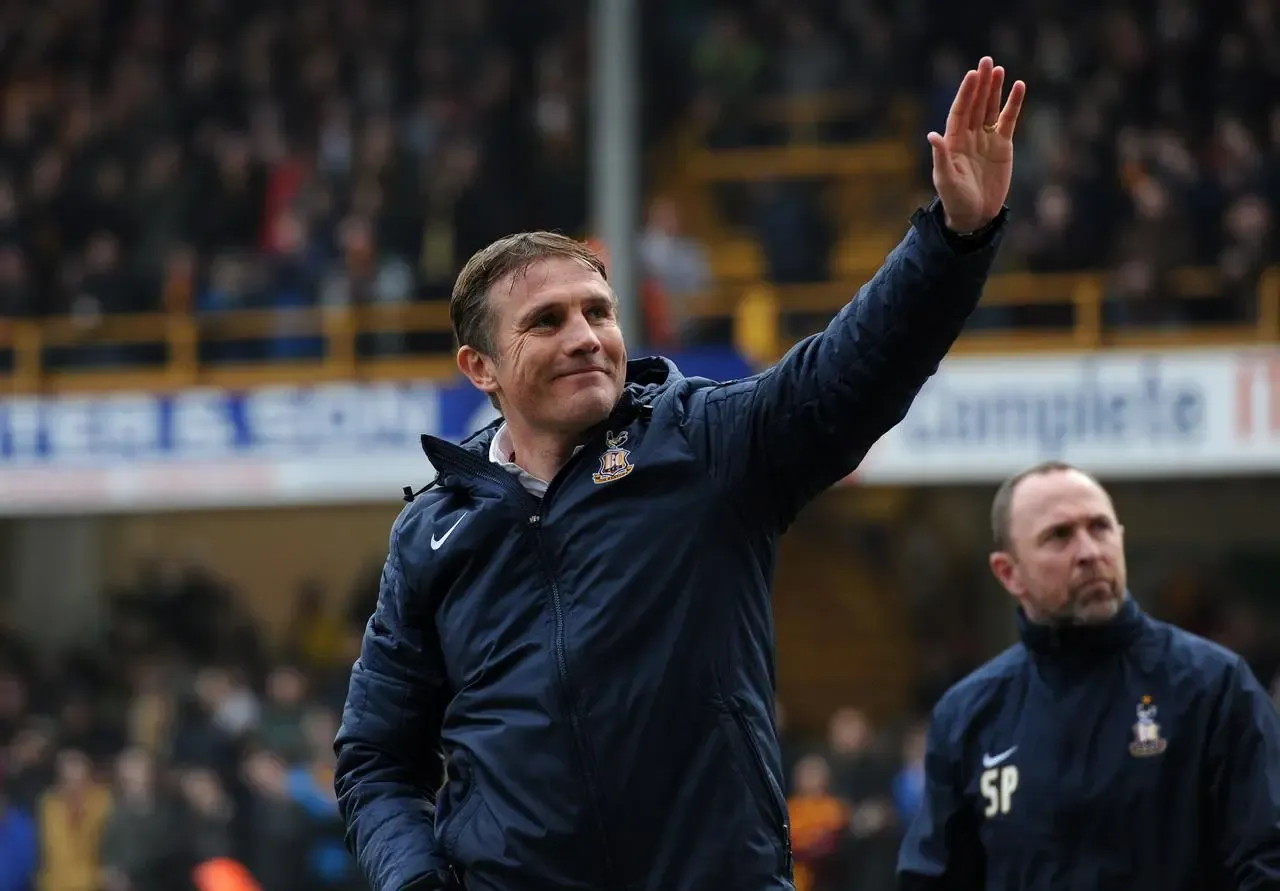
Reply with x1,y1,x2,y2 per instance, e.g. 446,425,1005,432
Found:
0,769,37,891
897,461,1280,890
336,58,1025,891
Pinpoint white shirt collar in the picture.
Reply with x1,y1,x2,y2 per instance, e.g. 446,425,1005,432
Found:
490,422,587,497
489,423,548,496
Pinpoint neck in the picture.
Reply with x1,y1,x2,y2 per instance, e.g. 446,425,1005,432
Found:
1023,589,1130,627
1017,595,1141,656
506,423,581,482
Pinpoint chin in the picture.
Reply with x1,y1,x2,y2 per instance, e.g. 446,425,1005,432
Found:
564,375,619,404
1075,595,1122,624
555,388,616,429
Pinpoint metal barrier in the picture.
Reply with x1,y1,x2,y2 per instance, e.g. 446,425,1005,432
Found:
2,266,1277,395
715,265,1280,364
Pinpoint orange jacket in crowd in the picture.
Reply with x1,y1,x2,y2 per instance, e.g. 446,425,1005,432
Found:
787,793,850,891
193,857,263,891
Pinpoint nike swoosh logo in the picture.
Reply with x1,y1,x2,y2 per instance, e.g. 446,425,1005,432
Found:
430,513,467,550
982,746,1017,768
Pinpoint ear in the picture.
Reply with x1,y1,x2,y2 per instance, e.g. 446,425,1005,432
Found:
989,549,1024,599
457,345,500,400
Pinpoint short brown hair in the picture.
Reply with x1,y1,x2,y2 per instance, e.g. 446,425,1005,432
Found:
450,231,608,358
990,460,1104,551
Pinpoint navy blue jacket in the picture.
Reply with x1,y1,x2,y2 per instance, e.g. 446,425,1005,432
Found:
334,200,1005,891
898,597,1280,891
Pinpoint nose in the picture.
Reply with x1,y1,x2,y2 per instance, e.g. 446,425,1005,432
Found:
562,308,602,355
1074,527,1103,563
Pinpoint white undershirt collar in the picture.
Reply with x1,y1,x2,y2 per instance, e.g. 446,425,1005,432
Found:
488,422,583,497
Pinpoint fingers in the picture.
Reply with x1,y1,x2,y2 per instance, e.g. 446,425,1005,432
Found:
945,69,979,138
996,79,1027,139
946,56,1024,139
927,131,949,170
984,66,1005,129
966,57,994,132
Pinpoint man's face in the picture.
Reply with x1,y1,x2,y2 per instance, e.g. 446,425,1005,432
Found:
990,469,1128,624
459,256,627,437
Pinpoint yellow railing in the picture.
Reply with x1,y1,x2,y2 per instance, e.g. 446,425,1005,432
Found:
717,264,1280,364
682,141,913,182
2,266,1278,395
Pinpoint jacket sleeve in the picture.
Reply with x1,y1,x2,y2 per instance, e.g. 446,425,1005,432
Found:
698,199,1004,526
897,701,983,891
334,513,455,891
1207,658,1280,890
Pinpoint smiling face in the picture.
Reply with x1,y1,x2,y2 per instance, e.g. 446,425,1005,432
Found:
456,255,627,437
989,467,1128,624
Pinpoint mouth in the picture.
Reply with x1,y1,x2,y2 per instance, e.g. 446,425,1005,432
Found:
558,368,608,379
1075,579,1114,599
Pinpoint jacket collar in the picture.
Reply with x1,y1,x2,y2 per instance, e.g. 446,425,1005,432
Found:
1018,595,1144,658
420,357,671,487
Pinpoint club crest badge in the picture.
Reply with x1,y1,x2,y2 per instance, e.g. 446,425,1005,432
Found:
592,430,634,485
1128,695,1168,758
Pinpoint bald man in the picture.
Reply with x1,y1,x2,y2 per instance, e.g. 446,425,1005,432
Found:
897,460,1280,891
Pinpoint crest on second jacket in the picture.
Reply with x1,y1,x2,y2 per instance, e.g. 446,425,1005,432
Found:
1128,695,1167,757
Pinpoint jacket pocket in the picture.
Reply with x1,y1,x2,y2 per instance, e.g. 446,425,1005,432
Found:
721,700,793,876
438,759,485,862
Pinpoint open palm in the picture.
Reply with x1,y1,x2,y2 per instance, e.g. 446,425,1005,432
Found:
929,57,1026,234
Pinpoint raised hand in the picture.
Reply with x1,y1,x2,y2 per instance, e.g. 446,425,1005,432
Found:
928,56,1026,234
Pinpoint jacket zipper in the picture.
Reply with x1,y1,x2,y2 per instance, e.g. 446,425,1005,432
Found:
529,511,623,889
457,449,623,889
729,703,793,876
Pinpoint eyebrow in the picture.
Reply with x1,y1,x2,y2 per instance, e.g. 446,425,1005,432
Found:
1034,513,1112,542
517,302,557,327
517,292,613,327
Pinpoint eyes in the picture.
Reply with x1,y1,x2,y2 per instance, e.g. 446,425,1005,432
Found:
1044,517,1114,545
530,303,614,330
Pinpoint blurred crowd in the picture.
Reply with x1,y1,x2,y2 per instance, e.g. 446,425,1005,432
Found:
0,546,937,891
688,0,1280,322
0,561,373,891
0,0,594,343
0,0,1276,357
3,543,1275,891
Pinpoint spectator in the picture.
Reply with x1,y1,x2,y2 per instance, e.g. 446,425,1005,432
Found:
890,720,928,825
36,749,111,891
787,754,850,891
257,669,309,765
0,771,38,891
690,10,766,148
100,749,180,891
286,708,355,891
241,750,305,891
825,707,898,890
770,12,848,103
177,767,236,865
4,724,55,815
1107,176,1195,325
638,196,712,345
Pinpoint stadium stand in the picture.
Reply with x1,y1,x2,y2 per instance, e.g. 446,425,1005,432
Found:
2,0,1279,392
1,2,1279,891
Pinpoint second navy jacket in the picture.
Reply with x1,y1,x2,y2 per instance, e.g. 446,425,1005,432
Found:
898,597,1280,891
